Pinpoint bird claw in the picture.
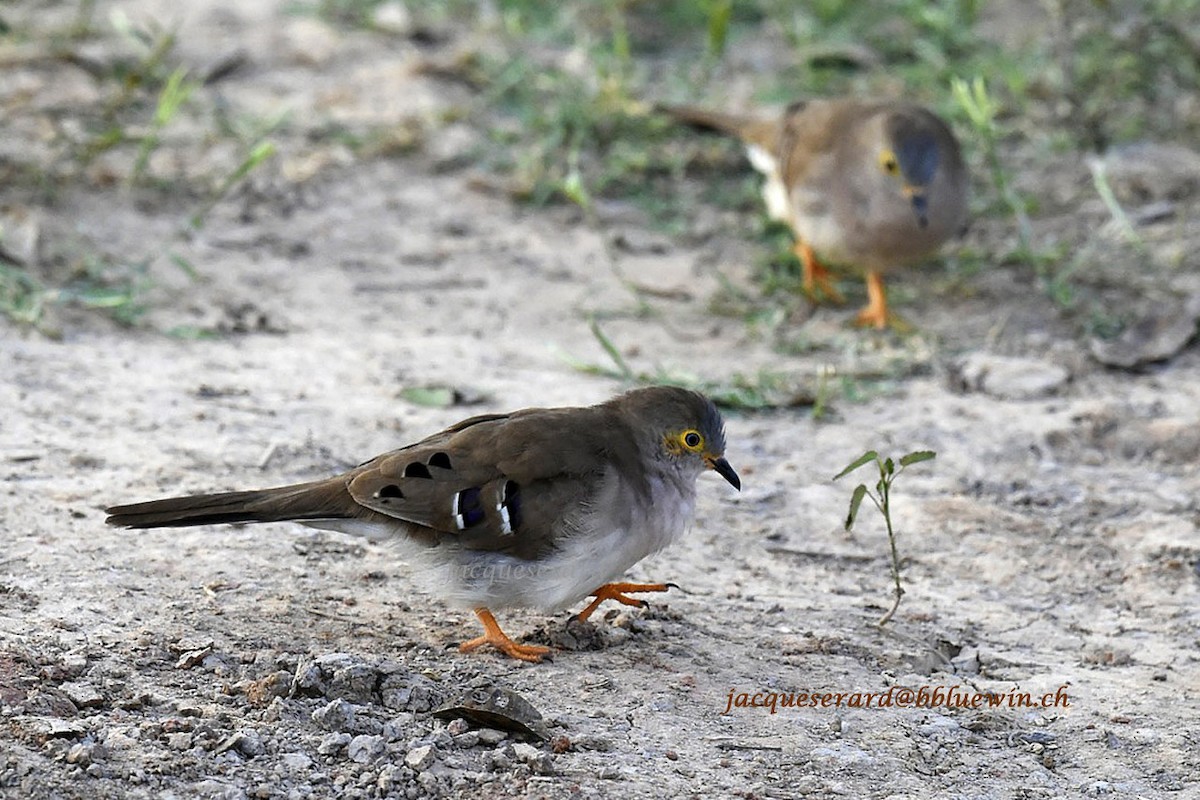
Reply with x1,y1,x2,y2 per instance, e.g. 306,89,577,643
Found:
572,582,675,623
460,607,551,663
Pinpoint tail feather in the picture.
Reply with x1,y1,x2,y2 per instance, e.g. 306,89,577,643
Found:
105,480,348,529
657,103,760,140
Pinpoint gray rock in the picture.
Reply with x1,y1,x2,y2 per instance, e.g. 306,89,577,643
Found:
1098,142,1200,202
314,653,359,673
65,743,96,765
1090,292,1200,369
60,681,104,709
376,764,405,794
382,714,416,741
475,728,507,745
318,732,351,756
451,732,480,749
347,734,386,764
488,745,513,771
166,733,193,751
235,730,264,758
213,730,265,759
329,664,381,704
511,742,552,774
312,698,357,732
380,674,439,712
951,353,1070,400
572,734,613,752
191,778,246,798
405,744,437,772
291,662,326,697
280,752,313,772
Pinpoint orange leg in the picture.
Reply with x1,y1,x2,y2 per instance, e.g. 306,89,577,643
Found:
795,241,844,304
458,607,551,663
572,582,675,623
853,270,890,329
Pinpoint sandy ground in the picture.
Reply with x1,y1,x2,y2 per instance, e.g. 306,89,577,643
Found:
3,3,1200,798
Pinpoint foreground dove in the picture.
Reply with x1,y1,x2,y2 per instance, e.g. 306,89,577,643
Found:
106,386,740,662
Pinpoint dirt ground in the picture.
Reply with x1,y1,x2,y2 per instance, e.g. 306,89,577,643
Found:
3,2,1200,799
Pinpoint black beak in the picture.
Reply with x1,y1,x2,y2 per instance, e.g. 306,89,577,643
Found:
710,457,741,491
910,192,929,229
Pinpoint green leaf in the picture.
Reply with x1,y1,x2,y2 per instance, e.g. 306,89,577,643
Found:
844,484,867,531
706,0,732,58
833,450,878,481
883,457,895,476
899,450,937,467
589,319,634,380
399,386,456,408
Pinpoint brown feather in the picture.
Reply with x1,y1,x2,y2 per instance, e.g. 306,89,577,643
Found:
104,479,355,529
656,103,779,151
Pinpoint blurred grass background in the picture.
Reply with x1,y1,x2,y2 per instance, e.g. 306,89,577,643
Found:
2,0,1198,341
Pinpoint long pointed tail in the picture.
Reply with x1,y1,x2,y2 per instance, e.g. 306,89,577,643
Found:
105,480,348,529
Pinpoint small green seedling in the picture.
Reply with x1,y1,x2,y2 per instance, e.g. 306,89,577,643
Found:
834,449,936,625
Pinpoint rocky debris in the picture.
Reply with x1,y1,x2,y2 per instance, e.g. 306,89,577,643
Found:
511,742,553,774
404,743,437,771
0,644,576,798
1090,291,1200,369
1097,141,1200,203
243,670,292,707
212,730,264,758
318,732,351,755
476,728,508,745
59,681,104,709
311,698,359,732
950,353,1070,400
172,641,215,670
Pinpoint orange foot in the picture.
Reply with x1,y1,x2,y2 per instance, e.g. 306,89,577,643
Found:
853,270,892,330
795,241,845,304
571,582,676,623
458,607,551,663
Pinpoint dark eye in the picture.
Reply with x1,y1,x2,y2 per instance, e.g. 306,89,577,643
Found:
684,431,702,449
879,150,899,175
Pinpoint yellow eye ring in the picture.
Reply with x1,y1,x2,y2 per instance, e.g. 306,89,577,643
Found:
879,149,899,175
681,430,704,450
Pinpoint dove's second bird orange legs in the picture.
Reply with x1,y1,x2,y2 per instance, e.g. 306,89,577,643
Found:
459,607,551,663
573,582,674,623
853,270,891,330
795,242,845,304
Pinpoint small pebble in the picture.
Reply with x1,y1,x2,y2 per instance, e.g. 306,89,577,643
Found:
476,728,507,745
235,730,264,758
512,742,552,774
318,733,351,756
280,752,313,771
60,681,104,709
312,699,357,732
66,743,94,766
166,733,193,751
405,744,436,772
452,732,480,749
